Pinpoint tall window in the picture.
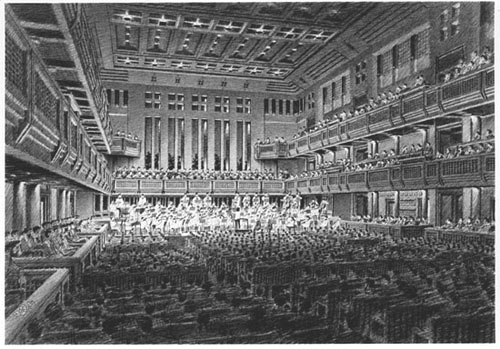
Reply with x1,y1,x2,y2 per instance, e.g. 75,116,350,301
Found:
144,117,161,169
123,90,128,107
114,90,120,107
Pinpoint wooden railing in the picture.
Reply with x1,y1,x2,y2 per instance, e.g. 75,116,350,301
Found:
254,142,289,159
6,268,70,344
113,179,286,195
255,66,494,160
284,153,494,194
110,136,141,157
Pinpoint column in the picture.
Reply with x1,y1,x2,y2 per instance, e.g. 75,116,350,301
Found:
207,118,215,169
462,116,472,143
242,122,247,170
185,117,192,170
394,190,400,217
174,118,179,170
61,190,67,218
230,120,237,170
160,115,169,169
28,184,41,227
220,120,225,170
427,189,437,225
198,120,203,170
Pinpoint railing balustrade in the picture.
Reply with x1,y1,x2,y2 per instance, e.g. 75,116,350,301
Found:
255,66,493,160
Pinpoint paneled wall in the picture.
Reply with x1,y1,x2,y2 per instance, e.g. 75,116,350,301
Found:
106,81,298,172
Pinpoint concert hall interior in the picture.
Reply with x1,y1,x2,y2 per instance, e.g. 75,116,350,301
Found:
4,2,496,344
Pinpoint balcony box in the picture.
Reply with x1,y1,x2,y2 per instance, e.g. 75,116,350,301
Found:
346,171,367,192
367,168,391,190
440,155,482,187
309,131,323,150
110,136,141,157
296,137,309,153
440,68,483,112
368,105,392,133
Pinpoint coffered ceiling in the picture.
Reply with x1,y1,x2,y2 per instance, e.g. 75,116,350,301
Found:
89,2,383,90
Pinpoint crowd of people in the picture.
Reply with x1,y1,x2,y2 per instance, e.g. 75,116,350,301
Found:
291,135,494,179
114,130,139,141
270,47,494,145
440,47,494,83
254,136,286,146
5,217,97,258
19,200,495,343
113,167,291,180
350,215,430,226
438,217,495,234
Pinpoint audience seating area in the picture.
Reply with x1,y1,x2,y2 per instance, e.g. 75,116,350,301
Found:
8,221,494,344
256,64,494,160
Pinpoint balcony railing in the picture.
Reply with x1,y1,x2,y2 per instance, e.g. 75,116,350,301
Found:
113,179,286,195
285,153,494,194
255,66,494,160
5,8,111,194
110,137,142,157
254,142,289,159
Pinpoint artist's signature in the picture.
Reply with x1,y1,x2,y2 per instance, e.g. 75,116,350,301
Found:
10,300,35,318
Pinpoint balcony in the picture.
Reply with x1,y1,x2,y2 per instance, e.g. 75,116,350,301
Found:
9,4,112,152
286,153,494,194
110,136,141,157
113,179,286,195
5,8,111,194
255,66,494,160
254,142,289,159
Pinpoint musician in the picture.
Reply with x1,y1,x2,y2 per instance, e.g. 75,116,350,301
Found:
243,193,251,209
294,193,302,209
192,193,202,208
115,194,125,207
262,193,270,208
180,193,190,208
203,194,212,208
138,194,147,207
233,193,241,209
252,194,260,208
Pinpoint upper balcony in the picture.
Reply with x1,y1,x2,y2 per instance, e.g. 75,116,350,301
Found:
285,152,494,195
9,3,112,153
5,8,111,194
256,66,494,160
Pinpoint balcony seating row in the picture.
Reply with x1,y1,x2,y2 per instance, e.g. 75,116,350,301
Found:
5,8,112,193
113,179,286,195
257,66,494,159
285,153,494,194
